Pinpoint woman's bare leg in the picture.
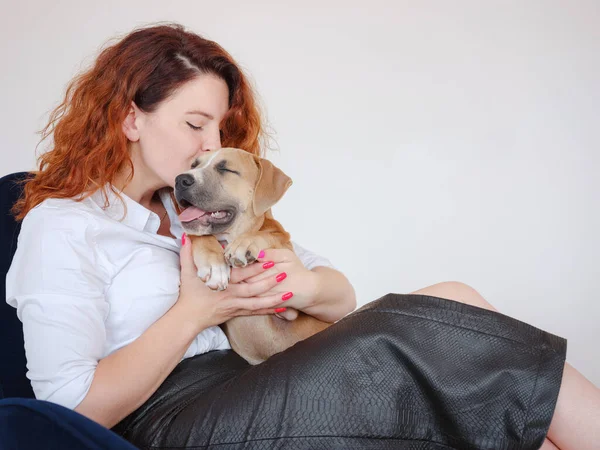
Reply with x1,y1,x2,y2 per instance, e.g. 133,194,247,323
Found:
546,362,600,450
411,282,600,450
540,439,560,450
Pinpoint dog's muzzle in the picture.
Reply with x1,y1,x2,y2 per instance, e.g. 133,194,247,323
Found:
174,174,236,228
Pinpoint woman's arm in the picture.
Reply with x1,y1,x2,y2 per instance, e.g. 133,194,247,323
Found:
6,208,209,428
247,246,357,323
303,266,357,323
75,302,204,428
79,237,293,428
7,210,291,429
79,264,356,428
291,241,357,322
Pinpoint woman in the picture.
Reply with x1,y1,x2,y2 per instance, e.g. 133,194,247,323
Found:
6,23,599,450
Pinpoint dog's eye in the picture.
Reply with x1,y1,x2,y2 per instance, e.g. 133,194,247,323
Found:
216,160,240,176
219,168,240,175
191,159,200,169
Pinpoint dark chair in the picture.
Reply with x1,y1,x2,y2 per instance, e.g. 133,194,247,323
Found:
0,172,137,449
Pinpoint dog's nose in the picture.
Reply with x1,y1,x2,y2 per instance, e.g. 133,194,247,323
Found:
175,174,195,191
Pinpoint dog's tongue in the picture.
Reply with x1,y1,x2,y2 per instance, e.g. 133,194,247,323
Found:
178,206,208,223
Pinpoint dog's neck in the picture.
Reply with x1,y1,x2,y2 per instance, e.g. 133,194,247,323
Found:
215,213,267,247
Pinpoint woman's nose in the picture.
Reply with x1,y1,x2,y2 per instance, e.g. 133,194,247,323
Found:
201,127,222,152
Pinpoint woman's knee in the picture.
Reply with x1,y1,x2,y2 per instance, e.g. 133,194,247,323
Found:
410,281,497,312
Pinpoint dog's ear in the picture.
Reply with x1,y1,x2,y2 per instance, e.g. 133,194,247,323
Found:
252,157,293,216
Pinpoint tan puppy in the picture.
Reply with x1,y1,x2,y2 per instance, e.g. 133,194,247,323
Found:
174,147,330,365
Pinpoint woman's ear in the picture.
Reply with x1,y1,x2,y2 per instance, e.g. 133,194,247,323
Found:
122,101,141,142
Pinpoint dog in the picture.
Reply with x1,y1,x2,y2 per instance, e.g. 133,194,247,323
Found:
174,147,331,365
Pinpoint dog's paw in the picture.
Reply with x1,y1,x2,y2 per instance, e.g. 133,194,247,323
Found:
195,251,231,291
224,236,263,268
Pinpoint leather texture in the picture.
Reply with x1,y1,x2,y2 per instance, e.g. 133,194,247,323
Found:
114,293,566,450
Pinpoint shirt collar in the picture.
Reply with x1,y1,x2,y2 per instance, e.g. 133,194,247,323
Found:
89,185,164,233
159,188,184,240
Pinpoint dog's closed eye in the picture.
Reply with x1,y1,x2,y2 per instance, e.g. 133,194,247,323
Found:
215,160,240,176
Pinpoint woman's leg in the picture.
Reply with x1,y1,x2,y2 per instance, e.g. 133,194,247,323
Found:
411,281,600,450
540,439,560,450
116,290,569,449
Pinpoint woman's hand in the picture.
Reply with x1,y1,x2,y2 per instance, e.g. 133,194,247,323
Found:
177,234,291,332
228,248,320,321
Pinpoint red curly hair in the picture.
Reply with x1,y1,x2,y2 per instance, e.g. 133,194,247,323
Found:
13,23,266,221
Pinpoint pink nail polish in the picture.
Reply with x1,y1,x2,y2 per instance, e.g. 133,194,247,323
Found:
258,250,265,259
263,261,274,269
281,292,293,301
275,307,287,313
182,233,186,245
276,272,287,283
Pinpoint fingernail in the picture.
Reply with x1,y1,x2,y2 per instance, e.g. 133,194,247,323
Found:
275,307,287,313
257,250,265,259
263,261,274,269
281,292,293,301
182,233,186,245
276,272,287,283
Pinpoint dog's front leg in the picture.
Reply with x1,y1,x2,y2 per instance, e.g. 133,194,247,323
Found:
224,232,301,321
224,232,285,268
189,235,230,291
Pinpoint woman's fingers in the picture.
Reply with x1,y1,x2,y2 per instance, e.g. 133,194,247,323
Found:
247,307,288,316
229,260,274,284
241,268,278,285
179,234,197,279
228,269,286,298
228,248,295,284
255,248,293,264
232,290,291,314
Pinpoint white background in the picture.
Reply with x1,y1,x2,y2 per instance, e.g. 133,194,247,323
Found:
1,1,598,385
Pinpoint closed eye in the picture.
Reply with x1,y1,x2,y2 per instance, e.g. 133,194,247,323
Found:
186,122,203,131
216,160,240,176
219,167,240,175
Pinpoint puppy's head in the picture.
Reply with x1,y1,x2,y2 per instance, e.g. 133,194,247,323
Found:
174,147,292,236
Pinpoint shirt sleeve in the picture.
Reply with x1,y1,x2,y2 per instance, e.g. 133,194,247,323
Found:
5,204,110,410
291,241,336,270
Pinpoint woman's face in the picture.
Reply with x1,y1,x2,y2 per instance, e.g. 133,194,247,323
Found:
125,73,230,189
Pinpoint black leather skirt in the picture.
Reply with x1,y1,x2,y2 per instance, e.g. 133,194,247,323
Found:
113,294,566,450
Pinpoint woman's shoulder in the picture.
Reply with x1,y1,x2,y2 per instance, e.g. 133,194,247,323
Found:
20,196,106,244
8,195,113,301
25,195,103,226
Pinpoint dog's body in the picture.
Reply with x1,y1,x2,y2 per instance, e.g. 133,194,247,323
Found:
174,148,330,364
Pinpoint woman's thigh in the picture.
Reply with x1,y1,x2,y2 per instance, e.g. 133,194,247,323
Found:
115,293,566,450
411,281,497,311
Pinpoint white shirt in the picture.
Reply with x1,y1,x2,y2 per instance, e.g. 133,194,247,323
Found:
5,187,333,410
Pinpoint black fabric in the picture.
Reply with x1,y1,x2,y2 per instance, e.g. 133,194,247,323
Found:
0,398,138,450
114,293,566,450
0,172,140,449
0,171,35,399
